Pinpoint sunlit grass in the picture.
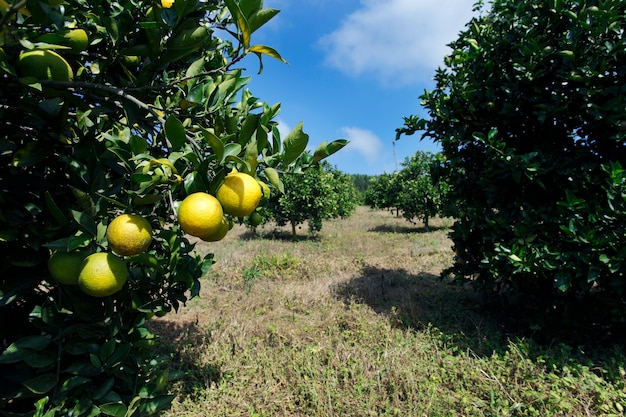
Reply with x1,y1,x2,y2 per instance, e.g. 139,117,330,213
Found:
154,207,626,416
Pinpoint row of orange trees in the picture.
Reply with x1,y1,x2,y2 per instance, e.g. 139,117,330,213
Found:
364,151,449,230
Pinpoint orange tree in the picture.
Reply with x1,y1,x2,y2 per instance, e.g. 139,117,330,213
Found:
393,151,448,230
398,0,626,334
363,152,449,228
363,172,402,216
0,0,346,415
257,160,357,237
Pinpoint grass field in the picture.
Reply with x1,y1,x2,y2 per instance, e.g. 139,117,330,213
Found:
153,206,625,416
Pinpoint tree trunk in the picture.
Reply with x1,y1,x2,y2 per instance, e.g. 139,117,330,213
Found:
291,221,297,238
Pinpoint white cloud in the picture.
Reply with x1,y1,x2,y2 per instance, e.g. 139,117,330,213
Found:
340,126,384,163
318,0,478,86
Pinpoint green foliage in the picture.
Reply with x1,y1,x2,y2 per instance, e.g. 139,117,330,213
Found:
364,173,403,217
399,0,626,330
0,0,346,415
260,161,359,236
364,151,448,228
395,151,449,229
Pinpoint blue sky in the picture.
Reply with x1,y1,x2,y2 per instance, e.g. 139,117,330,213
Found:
239,0,479,175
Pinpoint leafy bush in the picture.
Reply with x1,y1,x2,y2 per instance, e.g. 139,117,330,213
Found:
260,161,359,236
399,0,626,331
365,151,448,229
0,0,345,415
364,172,402,216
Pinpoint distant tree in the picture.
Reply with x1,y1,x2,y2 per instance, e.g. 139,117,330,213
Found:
351,174,371,194
364,173,402,215
398,0,626,330
262,161,359,236
395,152,449,230
365,152,448,228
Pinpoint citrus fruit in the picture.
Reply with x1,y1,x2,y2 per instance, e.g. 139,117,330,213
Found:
106,214,153,256
47,249,90,285
161,0,174,8
37,29,89,53
59,29,89,53
201,216,229,242
77,252,128,297
17,49,73,81
177,192,224,238
216,171,262,217
248,212,263,227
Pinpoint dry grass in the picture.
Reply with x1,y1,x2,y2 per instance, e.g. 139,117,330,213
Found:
152,207,626,417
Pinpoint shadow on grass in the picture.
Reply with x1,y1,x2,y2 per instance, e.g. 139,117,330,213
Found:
331,265,511,356
331,265,626,372
238,228,321,242
148,319,222,397
368,224,449,234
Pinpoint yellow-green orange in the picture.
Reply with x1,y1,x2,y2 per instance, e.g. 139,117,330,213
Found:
62,29,89,52
37,29,89,53
78,253,128,297
17,49,73,81
106,214,153,256
248,211,263,227
216,172,262,217
47,249,90,285
178,192,224,238
201,216,229,242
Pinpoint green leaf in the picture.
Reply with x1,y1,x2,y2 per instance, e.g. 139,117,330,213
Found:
23,373,57,394
44,191,68,226
138,395,175,415
60,376,91,393
0,46,17,76
264,167,284,193
326,139,349,157
100,338,116,362
312,140,329,163
0,344,21,364
248,45,287,63
201,129,224,162
185,57,206,79
70,209,97,237
248,8,280,33
244,140,259,173
223,143,242,158
99,402,128,417
165,115,187,151
239,0,263,17
224,0,251,48
93,377,115,401
130,136,148,155
129,253,165,274
22,349,56,368
239,113,261,145
282,121,309,167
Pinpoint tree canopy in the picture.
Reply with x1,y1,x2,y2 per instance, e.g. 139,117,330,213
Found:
399,0,626,333
0,0,346,415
